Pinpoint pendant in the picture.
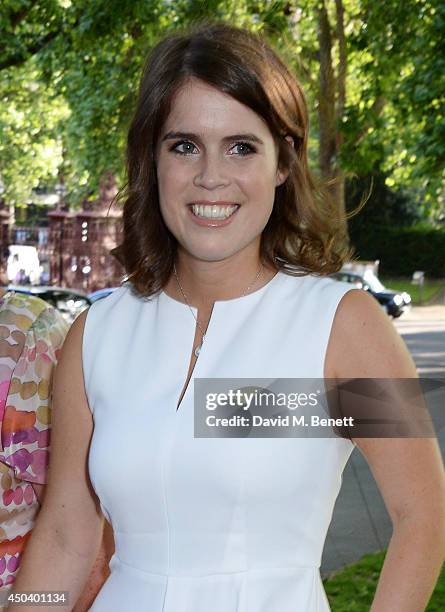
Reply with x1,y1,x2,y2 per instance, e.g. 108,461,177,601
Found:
194,334,205,357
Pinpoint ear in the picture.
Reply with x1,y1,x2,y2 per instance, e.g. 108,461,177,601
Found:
275,135,294,187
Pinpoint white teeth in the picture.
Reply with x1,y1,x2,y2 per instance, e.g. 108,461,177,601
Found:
191,204,238,219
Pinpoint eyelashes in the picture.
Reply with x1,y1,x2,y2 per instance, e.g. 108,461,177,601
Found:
169,140,256,157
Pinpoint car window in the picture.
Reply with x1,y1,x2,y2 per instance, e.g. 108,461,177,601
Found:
38,292,89,310
363,272,385,293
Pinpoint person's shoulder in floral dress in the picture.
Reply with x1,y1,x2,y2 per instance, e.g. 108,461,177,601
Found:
0,290,69,605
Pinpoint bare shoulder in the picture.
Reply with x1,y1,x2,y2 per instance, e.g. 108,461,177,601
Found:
63,307,89,345
325,288,417,379
44,305,98,509
52,308,92,425
324,291,445,528
56,308,89,367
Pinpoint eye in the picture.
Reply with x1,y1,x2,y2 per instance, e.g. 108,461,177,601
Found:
229,142,256,156
169,140,256,157
170,140,198,155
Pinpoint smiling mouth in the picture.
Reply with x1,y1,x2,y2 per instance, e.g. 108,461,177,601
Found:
189,203,240,220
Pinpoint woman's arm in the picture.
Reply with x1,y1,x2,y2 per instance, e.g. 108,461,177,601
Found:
71,520,115,612
6,310,105,612
326,289,445,611
30,486,114,612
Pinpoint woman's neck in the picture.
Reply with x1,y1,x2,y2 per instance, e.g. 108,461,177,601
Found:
164,256,277,309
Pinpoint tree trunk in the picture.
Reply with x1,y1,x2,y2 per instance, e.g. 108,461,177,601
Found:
316,0,348,243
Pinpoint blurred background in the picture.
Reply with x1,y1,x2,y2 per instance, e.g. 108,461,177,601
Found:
0,1,444,303
0,1,444,607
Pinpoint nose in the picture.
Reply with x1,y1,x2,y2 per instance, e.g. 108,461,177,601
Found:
193,153,230,190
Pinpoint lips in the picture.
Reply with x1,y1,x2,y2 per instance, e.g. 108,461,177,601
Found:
187,201,240,227
188,201,240,206
190,202,238,217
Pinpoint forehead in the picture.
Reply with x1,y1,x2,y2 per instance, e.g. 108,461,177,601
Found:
161,78,272,138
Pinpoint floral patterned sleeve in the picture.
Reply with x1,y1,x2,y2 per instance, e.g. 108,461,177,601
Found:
1,304,69,484
0,294,69,603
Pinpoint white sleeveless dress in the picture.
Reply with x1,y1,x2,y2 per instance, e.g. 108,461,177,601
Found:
83,270,359,611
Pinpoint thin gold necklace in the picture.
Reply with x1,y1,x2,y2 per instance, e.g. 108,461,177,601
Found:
173,263,264,357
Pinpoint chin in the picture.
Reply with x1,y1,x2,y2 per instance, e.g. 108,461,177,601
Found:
188,250,237,263
177,233,261,263
178,242,236,262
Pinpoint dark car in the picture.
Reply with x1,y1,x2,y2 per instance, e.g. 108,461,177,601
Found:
330,272,411,318
6,285,91,323
88,287,118,303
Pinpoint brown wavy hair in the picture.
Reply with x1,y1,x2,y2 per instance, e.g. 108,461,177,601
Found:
112,21,355,298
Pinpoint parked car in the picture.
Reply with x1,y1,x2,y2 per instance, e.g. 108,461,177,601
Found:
330,271,411,318
88,287,118,303
6,285,91,324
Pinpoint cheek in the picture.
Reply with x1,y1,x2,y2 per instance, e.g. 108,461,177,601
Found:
236,162,277,208
157,162,189,212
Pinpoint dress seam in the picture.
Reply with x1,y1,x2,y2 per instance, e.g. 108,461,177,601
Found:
160,438,170,611
112,556,320,577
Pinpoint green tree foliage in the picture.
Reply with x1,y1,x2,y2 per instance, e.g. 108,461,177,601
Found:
0,0,443,225
340,0,445,220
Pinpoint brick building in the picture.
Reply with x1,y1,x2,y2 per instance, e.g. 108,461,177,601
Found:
47,174,124,292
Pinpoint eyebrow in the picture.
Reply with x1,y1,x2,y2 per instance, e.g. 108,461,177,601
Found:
161,131,264,145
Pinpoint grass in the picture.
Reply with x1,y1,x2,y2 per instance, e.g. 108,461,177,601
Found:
380,277,445,306
323,551,445,611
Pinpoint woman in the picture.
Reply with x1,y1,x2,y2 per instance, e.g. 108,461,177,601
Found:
9,22,445,611
0,288,112,611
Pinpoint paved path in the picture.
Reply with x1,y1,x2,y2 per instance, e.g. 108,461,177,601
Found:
321,305,445,577
397,304,445,322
